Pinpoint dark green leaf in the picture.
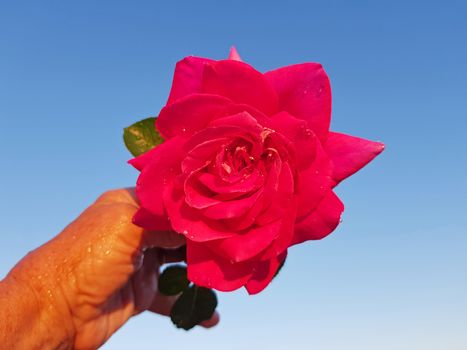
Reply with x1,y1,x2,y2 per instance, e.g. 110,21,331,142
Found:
170,286,218,330
123,117,164,157
158,265,190,296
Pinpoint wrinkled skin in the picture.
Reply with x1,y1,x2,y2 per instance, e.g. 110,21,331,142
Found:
131,48,385,294
0,189,218,350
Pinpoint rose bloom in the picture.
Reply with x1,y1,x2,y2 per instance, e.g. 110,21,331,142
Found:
130,48,384,294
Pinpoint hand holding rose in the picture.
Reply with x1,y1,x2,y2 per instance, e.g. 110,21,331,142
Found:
0,189,218,350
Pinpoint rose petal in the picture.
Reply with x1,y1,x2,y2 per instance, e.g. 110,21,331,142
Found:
245,251,287,295
256,149,281,206
157,93,233,139
324,132,385,184
228,46,242,61
132,207,172,231
181,138,228,175
206,219,281,263
164,181,237,241
265,63,331,142
202,60,278,115
197,168,264,195
187,241,254,291
201,189,263,220
166,56,214,105
256,161,294,225
134,136,185,217
268,111,317,169
221,194,265,231
207,111,263,134
222,103,273,129
128,142,159,171
292,190,344,245
296,139,334,218
270,196,298,257
184,173,222,209
183,122,261,158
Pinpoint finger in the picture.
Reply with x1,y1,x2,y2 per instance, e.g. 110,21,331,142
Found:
200,311,220,328
94,188,139,207
142,230,186,249
157,246,186,265
148,291,178,316
132,248,160,313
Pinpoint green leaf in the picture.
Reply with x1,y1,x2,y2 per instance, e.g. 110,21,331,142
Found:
170,286,218,331
123,117,164,157
158,265,190,296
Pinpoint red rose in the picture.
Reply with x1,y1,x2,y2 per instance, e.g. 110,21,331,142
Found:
130,48,384,294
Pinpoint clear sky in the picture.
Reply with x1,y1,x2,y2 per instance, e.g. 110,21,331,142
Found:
1,1,466,349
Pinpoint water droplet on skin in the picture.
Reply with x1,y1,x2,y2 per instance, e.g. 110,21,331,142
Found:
181,128,187,132
72,235,76,240
87,247,92,253
189,234,195,239
315,170,319,175
339,218,344,223
105,250,111,255
182,230,188,235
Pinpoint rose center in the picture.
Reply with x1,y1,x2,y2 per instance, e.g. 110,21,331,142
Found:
219,139,256,177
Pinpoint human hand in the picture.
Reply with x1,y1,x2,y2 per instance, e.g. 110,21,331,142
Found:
0,189,219,349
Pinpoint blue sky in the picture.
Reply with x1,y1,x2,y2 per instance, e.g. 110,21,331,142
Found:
1,1,466,349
